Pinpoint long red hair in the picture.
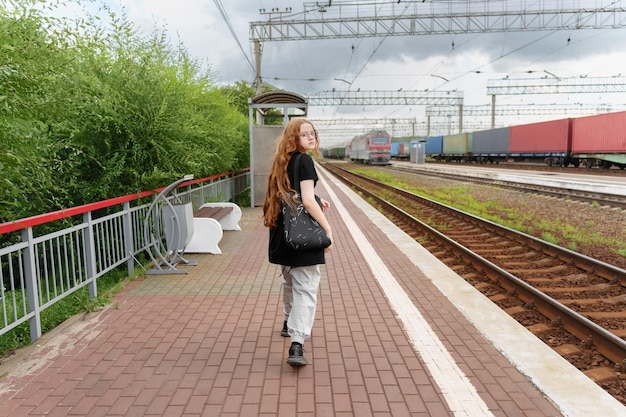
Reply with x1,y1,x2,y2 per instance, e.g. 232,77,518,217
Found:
262,118,319,228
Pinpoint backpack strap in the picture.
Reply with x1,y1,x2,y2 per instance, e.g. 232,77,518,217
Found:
292,153,303,194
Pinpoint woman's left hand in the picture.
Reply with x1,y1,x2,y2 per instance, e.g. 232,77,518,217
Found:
320,198,331,211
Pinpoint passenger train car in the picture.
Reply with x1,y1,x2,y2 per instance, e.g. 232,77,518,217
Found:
347,129,392,165
413,110,626,169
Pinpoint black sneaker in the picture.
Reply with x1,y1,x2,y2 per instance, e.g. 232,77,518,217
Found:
281,320,289,337
287,342,307,367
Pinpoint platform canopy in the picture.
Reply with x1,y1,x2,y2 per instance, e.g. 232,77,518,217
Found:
249,90,307,118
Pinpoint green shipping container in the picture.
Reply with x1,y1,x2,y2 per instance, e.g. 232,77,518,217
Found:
443,133,469,155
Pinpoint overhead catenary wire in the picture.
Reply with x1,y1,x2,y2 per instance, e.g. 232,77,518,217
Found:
213,0,256,75
330,0,414,118
250,1,626,131
381,29,562,119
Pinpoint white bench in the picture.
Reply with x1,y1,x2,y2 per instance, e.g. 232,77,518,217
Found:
185,203,241,254
195,202,241,231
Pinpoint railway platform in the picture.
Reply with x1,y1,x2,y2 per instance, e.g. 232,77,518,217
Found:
392,160,626,196
0,165,623,417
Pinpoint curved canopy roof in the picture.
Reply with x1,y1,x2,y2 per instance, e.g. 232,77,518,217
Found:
250,90,307,116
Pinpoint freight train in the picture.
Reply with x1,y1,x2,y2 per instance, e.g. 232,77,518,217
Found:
347,129,392,165
321,147,346,160
410,111,626,169
391,141,410,160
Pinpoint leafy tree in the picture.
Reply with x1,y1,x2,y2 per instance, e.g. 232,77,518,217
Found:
219,80,285,125
1,0,250,223
0,0,91,221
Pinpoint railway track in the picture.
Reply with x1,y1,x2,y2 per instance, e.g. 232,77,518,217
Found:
323,163,626,405
385,163,626,210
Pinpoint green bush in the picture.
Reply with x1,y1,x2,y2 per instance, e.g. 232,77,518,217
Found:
0,0,250,224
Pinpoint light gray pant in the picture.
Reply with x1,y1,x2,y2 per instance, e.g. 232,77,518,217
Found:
282,265,321,345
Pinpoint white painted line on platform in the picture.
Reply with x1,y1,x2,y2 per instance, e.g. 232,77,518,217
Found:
318,171,494,417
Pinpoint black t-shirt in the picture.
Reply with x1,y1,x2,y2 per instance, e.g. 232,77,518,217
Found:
268,153,326,267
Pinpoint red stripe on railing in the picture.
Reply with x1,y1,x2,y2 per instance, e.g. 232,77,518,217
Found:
0,191,154,234
0,169,249,235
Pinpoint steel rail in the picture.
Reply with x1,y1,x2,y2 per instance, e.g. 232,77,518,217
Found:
324,163,626,366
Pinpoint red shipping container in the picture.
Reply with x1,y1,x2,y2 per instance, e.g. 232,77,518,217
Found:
509,118,571,153
572,111,626,153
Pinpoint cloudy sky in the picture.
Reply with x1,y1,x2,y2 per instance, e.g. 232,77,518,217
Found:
68,0,626,146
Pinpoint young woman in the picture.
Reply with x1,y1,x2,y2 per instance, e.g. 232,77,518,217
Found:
262,118,333,367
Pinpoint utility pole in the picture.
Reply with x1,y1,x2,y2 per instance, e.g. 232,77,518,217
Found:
491,95,496,129
256,7,293,94
253,40,262,96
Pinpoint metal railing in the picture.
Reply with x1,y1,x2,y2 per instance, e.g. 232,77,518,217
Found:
0,170,249,344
